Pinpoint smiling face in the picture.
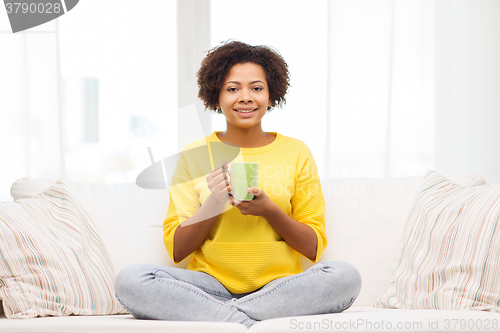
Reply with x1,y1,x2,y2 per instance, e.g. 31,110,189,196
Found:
216,62,272,131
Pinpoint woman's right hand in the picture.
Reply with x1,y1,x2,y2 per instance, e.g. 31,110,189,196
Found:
206,162,231,203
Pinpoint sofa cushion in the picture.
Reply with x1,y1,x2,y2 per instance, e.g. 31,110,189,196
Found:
2,306,499,332
248,306,500,332
376,169,500,311
0,178,126,318
0,314,248,333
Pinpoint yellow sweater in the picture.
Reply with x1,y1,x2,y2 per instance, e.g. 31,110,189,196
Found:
163,131,327,294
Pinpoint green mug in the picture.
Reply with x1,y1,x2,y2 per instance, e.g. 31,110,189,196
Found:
228,162,259,201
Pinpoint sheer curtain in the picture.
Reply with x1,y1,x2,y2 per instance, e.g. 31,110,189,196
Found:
210,0,434,180
0,0,178,201
0,0,436,201
0,16,63,201
326,0,434,179
58,0,177,184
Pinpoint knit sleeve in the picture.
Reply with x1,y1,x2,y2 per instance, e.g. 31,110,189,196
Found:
291,145,327,263
163,153,200,264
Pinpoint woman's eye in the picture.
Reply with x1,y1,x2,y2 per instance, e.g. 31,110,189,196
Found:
228,87,237,92
253,86,263,91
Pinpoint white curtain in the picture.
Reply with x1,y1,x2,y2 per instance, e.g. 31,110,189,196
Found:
210,0,435,180
4,0,498,200
0,0,178,201
57,0,177,184
326,0,434,179
0,0,435,201
0,18,63,201
434,0,500,184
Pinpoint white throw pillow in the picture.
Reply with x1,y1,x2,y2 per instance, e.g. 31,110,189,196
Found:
0,178,127,318
376,169,500,311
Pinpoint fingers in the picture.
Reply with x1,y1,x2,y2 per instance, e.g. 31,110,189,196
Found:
206,162,231,203
207,163,228,183
229,194,240,206
215,177,230,192
251,187,262,196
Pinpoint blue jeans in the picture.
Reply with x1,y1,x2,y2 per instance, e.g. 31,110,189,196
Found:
114,261,361,328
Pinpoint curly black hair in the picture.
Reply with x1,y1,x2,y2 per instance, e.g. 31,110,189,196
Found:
197,40,290,114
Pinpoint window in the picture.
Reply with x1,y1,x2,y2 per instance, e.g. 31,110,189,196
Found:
59,0,177,182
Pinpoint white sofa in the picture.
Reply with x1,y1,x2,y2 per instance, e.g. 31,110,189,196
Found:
2,173,500,333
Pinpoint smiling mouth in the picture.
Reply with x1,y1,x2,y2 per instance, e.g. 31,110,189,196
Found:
234,109,257,113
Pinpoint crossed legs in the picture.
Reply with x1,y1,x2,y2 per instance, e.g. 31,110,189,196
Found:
114,261,361,328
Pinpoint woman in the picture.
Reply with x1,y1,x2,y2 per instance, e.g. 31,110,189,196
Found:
115,40,361,328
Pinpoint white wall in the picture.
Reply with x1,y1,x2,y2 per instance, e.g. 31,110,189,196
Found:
435,0,500,183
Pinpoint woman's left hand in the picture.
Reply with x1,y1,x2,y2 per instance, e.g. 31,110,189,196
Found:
229,187,276,218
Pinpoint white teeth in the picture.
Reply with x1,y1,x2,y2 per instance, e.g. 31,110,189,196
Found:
236,109,255,113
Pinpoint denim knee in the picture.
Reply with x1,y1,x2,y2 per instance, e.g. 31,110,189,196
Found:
114,263,155,318
322,261,362,306
115,263,152,300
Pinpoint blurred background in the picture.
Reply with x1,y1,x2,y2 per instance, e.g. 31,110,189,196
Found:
1,0,499,201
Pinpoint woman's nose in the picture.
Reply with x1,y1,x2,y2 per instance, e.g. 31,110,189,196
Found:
238,89,253,103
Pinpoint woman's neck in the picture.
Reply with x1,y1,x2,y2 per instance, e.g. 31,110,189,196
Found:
217,127,275,148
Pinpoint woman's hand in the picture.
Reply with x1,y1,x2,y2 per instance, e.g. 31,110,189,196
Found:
230,187,277,218
206,162,231,203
